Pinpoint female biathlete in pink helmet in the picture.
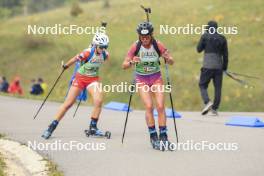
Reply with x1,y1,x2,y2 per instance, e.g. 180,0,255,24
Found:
42,33,110,139
122,22,174,150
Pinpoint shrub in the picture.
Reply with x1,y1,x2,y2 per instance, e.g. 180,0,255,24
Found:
70,1,83,17
23,35,51,49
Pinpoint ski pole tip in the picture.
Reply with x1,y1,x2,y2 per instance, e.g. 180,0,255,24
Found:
101,22,107,27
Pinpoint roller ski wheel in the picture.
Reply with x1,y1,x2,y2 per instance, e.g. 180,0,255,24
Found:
84,128,111,139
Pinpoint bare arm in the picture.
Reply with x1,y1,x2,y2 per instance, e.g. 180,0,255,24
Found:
157,41,174,65
122,56,132,69
64,55,78,69
123,43,140,69
162,50,174,65
122,56,140,69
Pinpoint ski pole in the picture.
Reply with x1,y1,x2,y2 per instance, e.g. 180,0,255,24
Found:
163,59,179,143
33,68,66,119
101,21,107,28
73,100,81,118
121,71,136,144
140,5,151,22
227,71,262,80
225,71,254,88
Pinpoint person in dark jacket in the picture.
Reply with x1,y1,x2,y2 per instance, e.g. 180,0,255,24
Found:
30,79,43,95
197,20,228,116
0,76,9,93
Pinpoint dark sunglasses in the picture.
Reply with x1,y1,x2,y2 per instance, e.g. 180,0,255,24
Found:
99,45,108,49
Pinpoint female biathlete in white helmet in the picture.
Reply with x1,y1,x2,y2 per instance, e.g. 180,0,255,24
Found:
122,22,174,150
42,33,110,139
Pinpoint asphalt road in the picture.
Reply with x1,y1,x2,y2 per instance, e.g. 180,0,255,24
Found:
0,95,263,176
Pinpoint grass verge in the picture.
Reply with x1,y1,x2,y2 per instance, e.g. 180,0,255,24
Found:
0,134,5,139
46,160,64,176
0,152,6,176
0,134,6,176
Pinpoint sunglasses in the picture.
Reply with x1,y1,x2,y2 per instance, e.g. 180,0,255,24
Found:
139,35,151,40
99,45,108,49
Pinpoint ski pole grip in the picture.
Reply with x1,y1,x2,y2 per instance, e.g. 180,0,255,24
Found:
62,64,69,70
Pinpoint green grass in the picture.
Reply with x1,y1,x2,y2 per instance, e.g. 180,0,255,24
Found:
46,160,63,176
0,152,5,176
0,134,5,139
0,135,6,176
0,149,63,176
0,134,6,176
0,0,263,111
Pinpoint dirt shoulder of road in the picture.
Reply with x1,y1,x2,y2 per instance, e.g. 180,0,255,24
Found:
0,137,63,176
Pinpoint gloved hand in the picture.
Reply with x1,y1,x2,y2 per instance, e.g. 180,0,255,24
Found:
130,56,141,65
62,64,69,70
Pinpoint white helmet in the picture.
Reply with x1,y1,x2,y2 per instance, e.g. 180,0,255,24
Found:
92,33,109,47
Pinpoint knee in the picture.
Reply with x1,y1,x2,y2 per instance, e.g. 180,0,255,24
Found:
94,98,103,108
199,83,207,89
215,86,222,92
145,103,153,112
156,103,165,113
63,101,74,110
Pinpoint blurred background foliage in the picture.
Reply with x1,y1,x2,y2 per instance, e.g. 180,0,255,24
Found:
0,0,263,111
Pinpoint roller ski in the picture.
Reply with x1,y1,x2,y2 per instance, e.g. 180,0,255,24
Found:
41,120,58,139
84,126,111,139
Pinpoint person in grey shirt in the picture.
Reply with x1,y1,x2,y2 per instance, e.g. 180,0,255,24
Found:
197,20,228,116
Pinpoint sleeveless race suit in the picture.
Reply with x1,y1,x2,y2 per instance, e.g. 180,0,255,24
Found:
72,47,109,90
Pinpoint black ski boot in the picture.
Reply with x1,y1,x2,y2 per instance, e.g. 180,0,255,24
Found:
159,133,172,151
41,120,58,139
150,132,161,150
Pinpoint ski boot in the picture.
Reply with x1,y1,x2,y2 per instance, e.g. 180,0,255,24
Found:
84,126,111,139
150,133,161,150
41,120,58,139
159,133,173,151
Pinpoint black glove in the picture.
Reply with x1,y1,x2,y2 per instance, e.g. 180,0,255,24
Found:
62,64,69,70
